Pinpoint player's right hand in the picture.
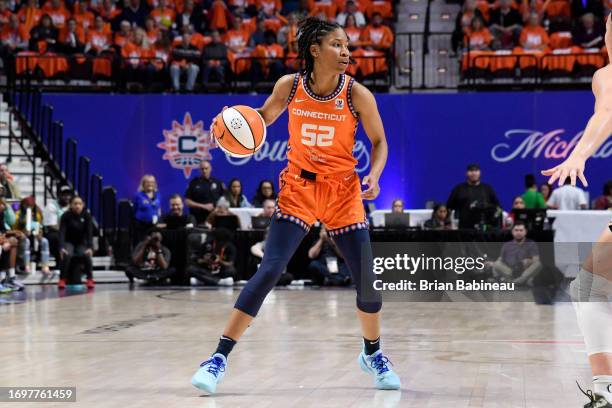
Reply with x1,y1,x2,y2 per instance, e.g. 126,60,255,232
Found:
210,106,229,135
541,155,588,187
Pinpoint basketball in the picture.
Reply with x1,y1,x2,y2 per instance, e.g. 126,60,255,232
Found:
212,105,266,158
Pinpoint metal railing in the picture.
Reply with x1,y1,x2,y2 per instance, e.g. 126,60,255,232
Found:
3,85,119,248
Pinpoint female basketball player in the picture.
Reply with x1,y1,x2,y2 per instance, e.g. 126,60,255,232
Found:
541,13,612,408
191,17,401,394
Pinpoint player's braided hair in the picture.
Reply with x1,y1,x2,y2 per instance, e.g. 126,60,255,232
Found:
297,17,342,79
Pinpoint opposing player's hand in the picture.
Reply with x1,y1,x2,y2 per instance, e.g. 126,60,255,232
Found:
541,155,588,187
361,174,380,200
209,106,229,135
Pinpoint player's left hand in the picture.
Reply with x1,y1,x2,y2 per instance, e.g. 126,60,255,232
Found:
541,155,588,187
361,174,380,200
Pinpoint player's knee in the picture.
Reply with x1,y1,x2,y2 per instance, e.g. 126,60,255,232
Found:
570,268,612,302
357,300,382,314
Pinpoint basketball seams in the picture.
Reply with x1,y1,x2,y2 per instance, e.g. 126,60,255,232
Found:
215,106,266,157
221,108,253,152
233,107,257,154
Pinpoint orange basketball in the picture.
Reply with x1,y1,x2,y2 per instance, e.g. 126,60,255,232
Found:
211,105,266,157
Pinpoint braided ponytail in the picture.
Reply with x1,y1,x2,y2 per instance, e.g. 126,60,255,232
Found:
296,17,342,80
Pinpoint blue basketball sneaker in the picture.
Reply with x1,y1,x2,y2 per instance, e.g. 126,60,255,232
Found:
191,353,226,394
358,349,401,390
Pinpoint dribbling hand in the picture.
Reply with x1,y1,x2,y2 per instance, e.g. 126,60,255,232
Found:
361,174,380,200
541,155,588,187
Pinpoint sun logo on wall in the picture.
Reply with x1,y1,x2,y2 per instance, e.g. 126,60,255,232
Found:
157,112,217,178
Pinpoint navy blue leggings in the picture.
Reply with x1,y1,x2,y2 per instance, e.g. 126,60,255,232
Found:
234,219,382,317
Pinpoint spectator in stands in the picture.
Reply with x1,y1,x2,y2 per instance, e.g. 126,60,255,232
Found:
250,227,294,285
505,195,526,228
74,0,95,31
447,163,501,229
170,32,200,91
44,185,72,269
522,174,547,209
489,221,542,285
391,199,404,213
594,180,612,209
0,163,19,199
60,18,86,55
206,197,242,229
114,21,133,51
252,29,285,82
157,194,196,229
573,12,605,49
336,0,366,27
176,0,205,34
540,182,552,201
452,0,485,53
44,0,70,29
187,227,236,286
250,18,267,46
278,12,299,51
224,178,252,208
99,0,121,23
252,179,276,207
519,12,549,51
547,177,588,209
308,226,351,286
361,12,393,51
185,160,225,224
151,31,172,85
13,196,51,276
257,198,276,218
571,0,604,21
202,30,228,89
17,0,43,35
85,16,113,56
150,0,175,30
58,195,94,289
0,187,16,226
424,204,452,230
0,199,22,290
29,14,59,52
145,17,159,45
489,0,523,49
122,28,156,89
464,16,493,50
344,14,364,48
125,231,175,285
1,15,29,56
132,174,161,245
115,0,150,30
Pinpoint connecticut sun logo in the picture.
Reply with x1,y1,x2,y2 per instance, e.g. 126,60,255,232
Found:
157,113,217,178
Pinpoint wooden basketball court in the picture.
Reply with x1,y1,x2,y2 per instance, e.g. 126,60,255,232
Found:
1,285,592,407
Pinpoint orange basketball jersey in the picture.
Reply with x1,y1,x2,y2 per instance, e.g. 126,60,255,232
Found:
286,73,359,175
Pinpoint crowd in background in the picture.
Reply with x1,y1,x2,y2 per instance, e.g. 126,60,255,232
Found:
455,0,611,75
124,159,610,289
0,162,94,292
0,0,395,91
0,157,609,292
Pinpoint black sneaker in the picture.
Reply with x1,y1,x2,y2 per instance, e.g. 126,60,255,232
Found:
577,381,612,408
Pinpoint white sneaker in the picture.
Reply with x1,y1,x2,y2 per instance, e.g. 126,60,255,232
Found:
190,277,200,286
218,277,234,287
